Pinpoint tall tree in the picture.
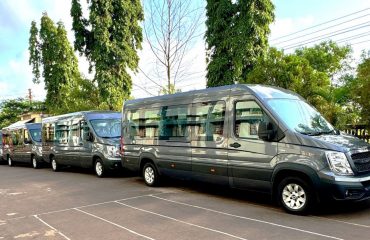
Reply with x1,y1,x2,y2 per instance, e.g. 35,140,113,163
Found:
71,0,144,109
205,0,274,87
353,51,370,126
28,13,97,114
142,0,204,94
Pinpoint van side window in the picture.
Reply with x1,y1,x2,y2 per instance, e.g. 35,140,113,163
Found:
159,105,190,140
43,123,55,143
55,123,69,144
235,101,269,139
24,129,30,143
192,101,225,142
142,109,160,139
128,110,141,139
70,123,80,145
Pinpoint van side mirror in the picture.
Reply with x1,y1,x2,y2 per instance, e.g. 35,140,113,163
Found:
258,122,276,141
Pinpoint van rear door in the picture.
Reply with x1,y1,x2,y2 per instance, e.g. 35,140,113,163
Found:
228,96,278,192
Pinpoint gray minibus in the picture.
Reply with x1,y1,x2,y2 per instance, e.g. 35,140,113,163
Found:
121,84,370,214
42,111,121,177
1,123,43,168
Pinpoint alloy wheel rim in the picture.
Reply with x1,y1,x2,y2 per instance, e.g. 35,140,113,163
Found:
282,183,306,210
8,158,12,166
96,162,103,176
33,158,37,168
144,167,155,184
52,159,56,170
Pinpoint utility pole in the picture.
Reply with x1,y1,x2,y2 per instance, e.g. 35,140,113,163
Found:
28,88,32,104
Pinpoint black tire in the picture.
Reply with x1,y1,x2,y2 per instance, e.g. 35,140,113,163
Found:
51,157,60,172
94,159,106,178
8,156,14,167
32,156,39,169
142,162,160,187
277,176,315,215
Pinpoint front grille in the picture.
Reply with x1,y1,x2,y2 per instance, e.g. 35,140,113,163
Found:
351,151,370,173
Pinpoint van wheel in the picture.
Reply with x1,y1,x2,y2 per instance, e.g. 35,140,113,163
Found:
8,156,14,167
32,156,39,169
94,159,105,178
51,157,60,172
277,177,314,215
142,162,159,187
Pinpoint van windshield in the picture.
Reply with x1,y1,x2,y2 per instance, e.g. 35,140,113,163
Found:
267,99,335,136
90,119,121,138
29,129,41,142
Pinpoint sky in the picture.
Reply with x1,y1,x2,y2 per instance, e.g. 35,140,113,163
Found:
0,0,369,102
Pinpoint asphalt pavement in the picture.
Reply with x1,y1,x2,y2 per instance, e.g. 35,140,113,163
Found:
1,163,369,240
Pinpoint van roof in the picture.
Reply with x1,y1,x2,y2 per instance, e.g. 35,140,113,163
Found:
2,122,41,131
42,110,121,124
124,84,302,108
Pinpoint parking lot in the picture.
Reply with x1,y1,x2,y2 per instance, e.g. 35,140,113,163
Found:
0,164,369,240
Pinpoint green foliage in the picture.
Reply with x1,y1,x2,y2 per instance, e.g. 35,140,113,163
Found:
205,0,274,87
71,0,144,110
295,41,353,79
159,84,181,95
353,51,370,126
245,42,359,128
28,13,100,114
0,99,45,129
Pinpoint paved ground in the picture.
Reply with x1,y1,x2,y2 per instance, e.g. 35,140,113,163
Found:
0,163,369,240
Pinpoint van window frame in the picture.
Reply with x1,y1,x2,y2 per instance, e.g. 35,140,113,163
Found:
233,99,278,141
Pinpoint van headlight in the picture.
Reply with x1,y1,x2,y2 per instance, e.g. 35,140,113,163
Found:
326,151,353,175
106,146,120,157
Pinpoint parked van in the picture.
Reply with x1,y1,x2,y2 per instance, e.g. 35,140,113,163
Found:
1,123,43,168
121,84,370,214
42,111,121,177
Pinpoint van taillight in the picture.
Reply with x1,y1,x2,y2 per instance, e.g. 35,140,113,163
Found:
120,137,125,155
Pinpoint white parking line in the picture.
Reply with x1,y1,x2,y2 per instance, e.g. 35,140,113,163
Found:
151,196,344,240
33,215,71,240
36,193,159,217
74,208,155,240
115,201,248,240
312,216,370,228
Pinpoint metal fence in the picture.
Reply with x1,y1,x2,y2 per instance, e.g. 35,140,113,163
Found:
343,124,370,143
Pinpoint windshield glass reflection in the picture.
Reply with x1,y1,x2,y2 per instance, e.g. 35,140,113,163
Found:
90,119,121,138
267,99,334,135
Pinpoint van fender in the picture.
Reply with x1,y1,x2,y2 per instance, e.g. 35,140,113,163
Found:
139,152,162,175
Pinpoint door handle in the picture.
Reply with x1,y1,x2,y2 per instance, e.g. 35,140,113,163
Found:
229,142,241,148
79,143,84,146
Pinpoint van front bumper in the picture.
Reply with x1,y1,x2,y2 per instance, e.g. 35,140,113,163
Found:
103,157,122,170
318,171,370,201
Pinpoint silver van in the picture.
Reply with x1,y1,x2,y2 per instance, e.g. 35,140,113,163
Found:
0,132,4,163
121,84,370,214
1,123,43,168
42,111,121,177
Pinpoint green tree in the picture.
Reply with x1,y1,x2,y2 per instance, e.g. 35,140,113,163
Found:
244,43,357,128
71,0,144,110
205,0,274,87
0,99,45,129
29,13,99,114
353,51,370,126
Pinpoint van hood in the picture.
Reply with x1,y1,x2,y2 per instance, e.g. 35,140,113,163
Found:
296,132,370,153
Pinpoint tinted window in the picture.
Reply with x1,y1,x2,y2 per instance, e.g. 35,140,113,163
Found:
192,101,225,141
55,123,69,144
127,110,141,139
142,109,160,139
235,101,269,139
43,123,55,143
159,105,190,140
69,123,80,145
